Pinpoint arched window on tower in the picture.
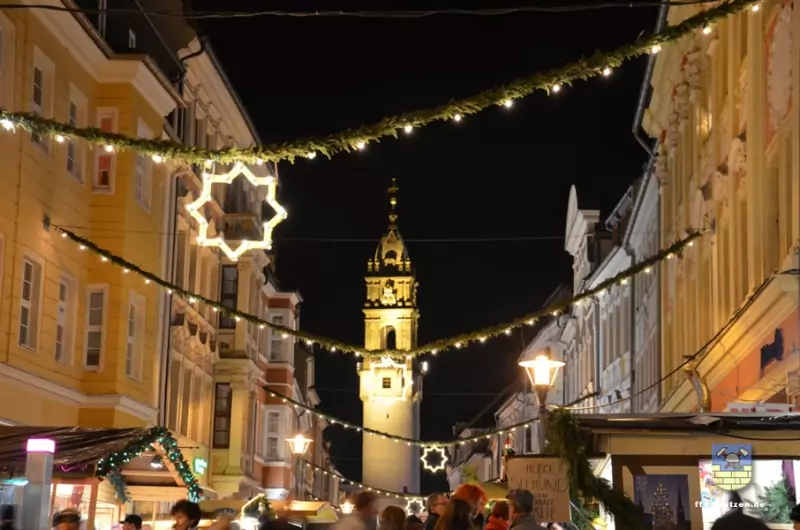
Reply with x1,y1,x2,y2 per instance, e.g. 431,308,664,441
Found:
384,327,397,350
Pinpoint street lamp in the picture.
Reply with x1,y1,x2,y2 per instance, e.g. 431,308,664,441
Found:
287,434,313,455
341,500,354,514
518,347,564,453
287,434,312,501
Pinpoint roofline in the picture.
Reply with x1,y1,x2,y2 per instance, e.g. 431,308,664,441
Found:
201,39,263,146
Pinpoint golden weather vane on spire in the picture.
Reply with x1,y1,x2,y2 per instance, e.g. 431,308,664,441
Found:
388,177,399,228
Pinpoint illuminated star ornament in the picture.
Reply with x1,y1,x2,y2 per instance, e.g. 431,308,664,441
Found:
185,161,288,261
404,498,424,516
421,446,447,473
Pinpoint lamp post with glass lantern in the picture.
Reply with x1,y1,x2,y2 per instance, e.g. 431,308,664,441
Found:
518,347,564,453
287,434,312,500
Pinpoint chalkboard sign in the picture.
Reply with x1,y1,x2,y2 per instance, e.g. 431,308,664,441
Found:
506,457,571,523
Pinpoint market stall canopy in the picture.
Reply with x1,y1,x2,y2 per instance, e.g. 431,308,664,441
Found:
280,501,338,523
0,426,148,475
199,499,248,516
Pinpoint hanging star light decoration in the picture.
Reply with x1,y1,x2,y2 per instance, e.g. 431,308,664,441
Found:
405,498,425,516
185,161,287,261
421,446,447,473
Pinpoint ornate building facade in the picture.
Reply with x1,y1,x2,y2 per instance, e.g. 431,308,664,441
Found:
358,181,422,501
641,0,799,412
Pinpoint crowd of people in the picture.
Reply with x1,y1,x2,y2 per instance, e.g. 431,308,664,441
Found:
335,483,549,530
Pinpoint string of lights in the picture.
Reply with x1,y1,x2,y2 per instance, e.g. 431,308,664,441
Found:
53,224,702,357
0,0,758,165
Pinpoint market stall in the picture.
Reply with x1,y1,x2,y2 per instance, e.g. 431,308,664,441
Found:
0,426,200,530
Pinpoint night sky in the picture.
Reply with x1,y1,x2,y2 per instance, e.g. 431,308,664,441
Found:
194,0,658,493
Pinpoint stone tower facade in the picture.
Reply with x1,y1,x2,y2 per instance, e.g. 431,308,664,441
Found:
358,179,421,500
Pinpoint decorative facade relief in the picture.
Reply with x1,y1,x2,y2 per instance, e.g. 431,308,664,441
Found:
675,82,692,125
728,133,747,193
685,47,709,100
766,0,794,139
666,110,681,150
654,151,668,185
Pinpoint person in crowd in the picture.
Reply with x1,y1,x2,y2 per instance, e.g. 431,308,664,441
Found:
434,498,474,530
710,492,769,530
404,515,423,530
54,509,82,530
425,493,448,530
484,502,509,530
121,514,143,530
505,490,540,530
452,484,487,527
171,500,202,530
791,504,800,530
333,491,380,530
0,505,15,530
380,506,406,530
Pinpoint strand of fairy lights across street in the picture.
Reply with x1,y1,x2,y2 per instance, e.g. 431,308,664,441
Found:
0,0,758,165
299,459,424,502
54,225,703,357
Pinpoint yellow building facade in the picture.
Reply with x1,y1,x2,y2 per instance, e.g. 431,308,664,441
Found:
0,5,178,427
642,0,799,411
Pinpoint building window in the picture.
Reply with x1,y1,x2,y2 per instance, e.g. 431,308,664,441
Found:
18,257,43,350
30,66,47,150
219,265,238,329
66,102,79,179
55,277,76,364
94,108,117,192
126,292,145,379
265,411,280,459
213,383,233,448
174,231,187,289
269,315,284,360
128,28,136,48
85,287,106,368
382,377,391,389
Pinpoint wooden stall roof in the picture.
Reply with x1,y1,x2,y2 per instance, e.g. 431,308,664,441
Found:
573,413,800,457
0,426,148,475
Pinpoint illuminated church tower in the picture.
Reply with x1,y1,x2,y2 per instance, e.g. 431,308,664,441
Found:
359,179,421,499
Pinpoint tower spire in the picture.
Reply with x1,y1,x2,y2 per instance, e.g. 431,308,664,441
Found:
388,178,399,229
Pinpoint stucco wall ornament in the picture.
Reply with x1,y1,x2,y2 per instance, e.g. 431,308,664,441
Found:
667,110,681,150
675,81,692,126
685,48,709,101
654,152,668,185
767,1,793,131
728,133,747,192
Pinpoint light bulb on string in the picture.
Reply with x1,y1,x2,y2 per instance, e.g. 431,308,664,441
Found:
356,141,366,150
306,152,316,159
403,125,413,134
453,114,462,122
503,99,513,108
751,3,760,11
55,135,65,143
152,154,163,163
0,119,14,131
602,67,612,76
551,84,561,93
702,25,712,35
651,44,662,54
104,145,114,152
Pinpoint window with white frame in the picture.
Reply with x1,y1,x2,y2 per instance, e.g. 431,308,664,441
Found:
135,120,153,211
0,14,16,110
66,85,87,183
269,315,284,360
93,108,118,192
219,265,238,329
213,383,233,448
30,67,46,150
126,291,145,379
55,276,76,364
265,410,281,459
85,287,107,368
18,256,43,350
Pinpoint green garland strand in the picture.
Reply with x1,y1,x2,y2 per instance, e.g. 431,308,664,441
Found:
0,0,755,164
300,459,422,500
548,409,643,530
267,387,539,447
54,225,702,357
95,426,203,503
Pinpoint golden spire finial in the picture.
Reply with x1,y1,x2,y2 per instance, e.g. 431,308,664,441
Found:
388,178,399,228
